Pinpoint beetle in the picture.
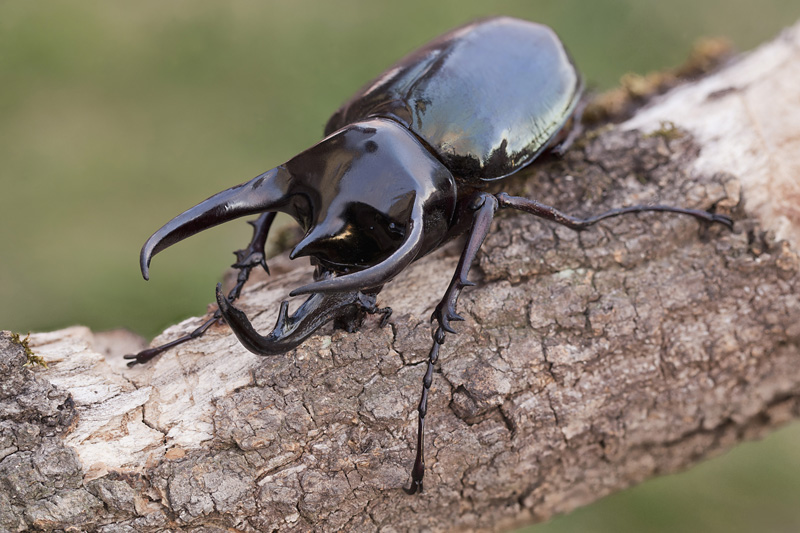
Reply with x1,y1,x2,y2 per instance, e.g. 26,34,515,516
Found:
126,17,732,494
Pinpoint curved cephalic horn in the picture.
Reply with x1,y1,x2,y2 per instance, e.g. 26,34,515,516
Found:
216,283,363,355
289,198,425,296
140,166,292,280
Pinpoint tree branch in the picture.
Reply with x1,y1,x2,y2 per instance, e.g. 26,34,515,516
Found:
2,21,800,533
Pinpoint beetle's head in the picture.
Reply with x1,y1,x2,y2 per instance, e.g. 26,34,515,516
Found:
140,118,455,354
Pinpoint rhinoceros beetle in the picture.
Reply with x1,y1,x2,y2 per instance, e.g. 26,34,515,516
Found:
126,17,732,493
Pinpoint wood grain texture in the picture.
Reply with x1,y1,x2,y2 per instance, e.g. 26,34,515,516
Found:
1,21,799,533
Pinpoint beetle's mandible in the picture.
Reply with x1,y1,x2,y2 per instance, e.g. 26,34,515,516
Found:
126,17,732,494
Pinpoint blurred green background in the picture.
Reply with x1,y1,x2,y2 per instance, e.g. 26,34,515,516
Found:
1,1,798,530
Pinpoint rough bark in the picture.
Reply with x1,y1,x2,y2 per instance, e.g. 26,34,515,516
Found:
2,22,800,533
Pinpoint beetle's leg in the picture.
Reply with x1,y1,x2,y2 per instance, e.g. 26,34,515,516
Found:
495,192,733,229
550,96,588,157
123,317,219,367
333,291,392,333
405,192,498,495
405,326,444,496
124,212,278,367
229,212,277,300
356,292,393,328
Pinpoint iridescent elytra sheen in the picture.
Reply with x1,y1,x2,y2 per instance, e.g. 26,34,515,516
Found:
325,18,582,181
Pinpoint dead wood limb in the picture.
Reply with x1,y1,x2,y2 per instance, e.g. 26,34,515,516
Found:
2,21,800,533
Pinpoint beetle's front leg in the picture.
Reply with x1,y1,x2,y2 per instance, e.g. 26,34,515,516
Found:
405,192,498,495
228,211,277,300
124,212,277,367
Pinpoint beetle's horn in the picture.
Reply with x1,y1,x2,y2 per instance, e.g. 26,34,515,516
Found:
289,199,425,296
216,283,362,355
140,166,292,280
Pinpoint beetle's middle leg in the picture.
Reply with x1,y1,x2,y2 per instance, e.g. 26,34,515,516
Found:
124,212,277,366
333,292,393,333
357,292,393,328
405,192,498,495
495,192,732,230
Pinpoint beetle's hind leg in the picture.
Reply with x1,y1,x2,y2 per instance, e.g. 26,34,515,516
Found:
549,95,588,157
124,212,278,367
405,192,498,495
495,192,732,230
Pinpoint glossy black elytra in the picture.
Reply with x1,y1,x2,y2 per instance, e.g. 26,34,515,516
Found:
126,17,732,493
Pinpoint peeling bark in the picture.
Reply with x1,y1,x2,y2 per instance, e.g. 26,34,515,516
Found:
2,22,800,533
